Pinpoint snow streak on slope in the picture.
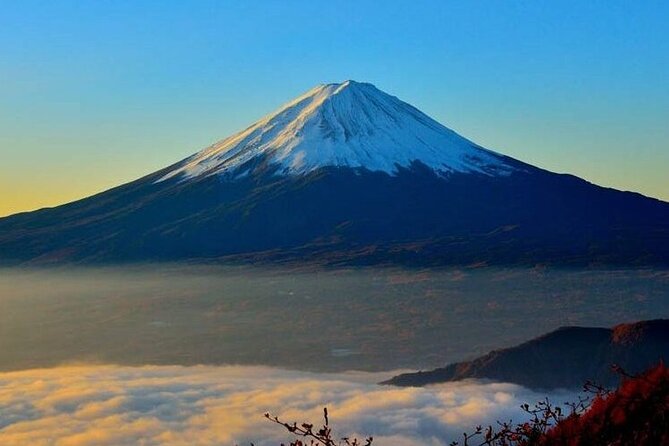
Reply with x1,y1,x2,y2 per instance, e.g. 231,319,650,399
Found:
159,80,516,182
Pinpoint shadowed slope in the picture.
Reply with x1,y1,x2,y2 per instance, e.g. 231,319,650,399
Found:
385,320,669,389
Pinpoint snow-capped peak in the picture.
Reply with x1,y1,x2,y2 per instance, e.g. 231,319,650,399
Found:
158,80,515,182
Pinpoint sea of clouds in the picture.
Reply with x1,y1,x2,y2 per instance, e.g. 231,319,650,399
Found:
0,365,577,446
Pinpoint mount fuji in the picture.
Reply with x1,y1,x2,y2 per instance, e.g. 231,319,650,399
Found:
1,80,668,266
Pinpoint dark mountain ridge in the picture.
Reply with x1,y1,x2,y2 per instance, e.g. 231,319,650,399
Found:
384,319,669,389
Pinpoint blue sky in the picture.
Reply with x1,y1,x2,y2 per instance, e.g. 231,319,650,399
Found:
1,0,668,215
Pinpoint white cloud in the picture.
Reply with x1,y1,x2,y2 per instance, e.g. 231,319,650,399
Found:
0,365,575,446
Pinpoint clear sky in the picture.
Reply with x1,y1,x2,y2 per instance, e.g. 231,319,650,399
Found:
1,0,668,216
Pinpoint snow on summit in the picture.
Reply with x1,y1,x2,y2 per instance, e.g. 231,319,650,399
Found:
159,80,516,182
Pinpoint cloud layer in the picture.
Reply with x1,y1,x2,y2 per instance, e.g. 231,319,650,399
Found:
0,365,576,446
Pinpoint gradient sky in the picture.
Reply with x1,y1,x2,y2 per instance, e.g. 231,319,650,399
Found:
1,0,668,217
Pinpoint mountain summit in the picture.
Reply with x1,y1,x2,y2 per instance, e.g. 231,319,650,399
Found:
0,81,668,265
160,80,515,181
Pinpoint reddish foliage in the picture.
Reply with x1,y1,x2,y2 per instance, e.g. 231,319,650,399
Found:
541,363,669,446
449,363,669,446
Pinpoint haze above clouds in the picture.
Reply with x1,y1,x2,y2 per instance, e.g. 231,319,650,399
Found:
2,266,668,373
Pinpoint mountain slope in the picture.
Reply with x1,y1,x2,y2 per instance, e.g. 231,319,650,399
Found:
384,319,669,389
0,81,668,266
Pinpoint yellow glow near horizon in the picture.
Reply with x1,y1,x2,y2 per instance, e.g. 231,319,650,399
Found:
2,145,667,219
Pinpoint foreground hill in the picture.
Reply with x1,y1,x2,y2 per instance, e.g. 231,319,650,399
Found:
539,363,669,446
1,81,668,265
449,364,669,445
385,319,669,389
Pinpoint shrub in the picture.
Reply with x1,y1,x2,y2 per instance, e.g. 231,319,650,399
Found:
266,363,669,446
264,407,373,446
452,363,669,446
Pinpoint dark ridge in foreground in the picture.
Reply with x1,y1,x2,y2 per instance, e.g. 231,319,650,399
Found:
383,319,669,389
